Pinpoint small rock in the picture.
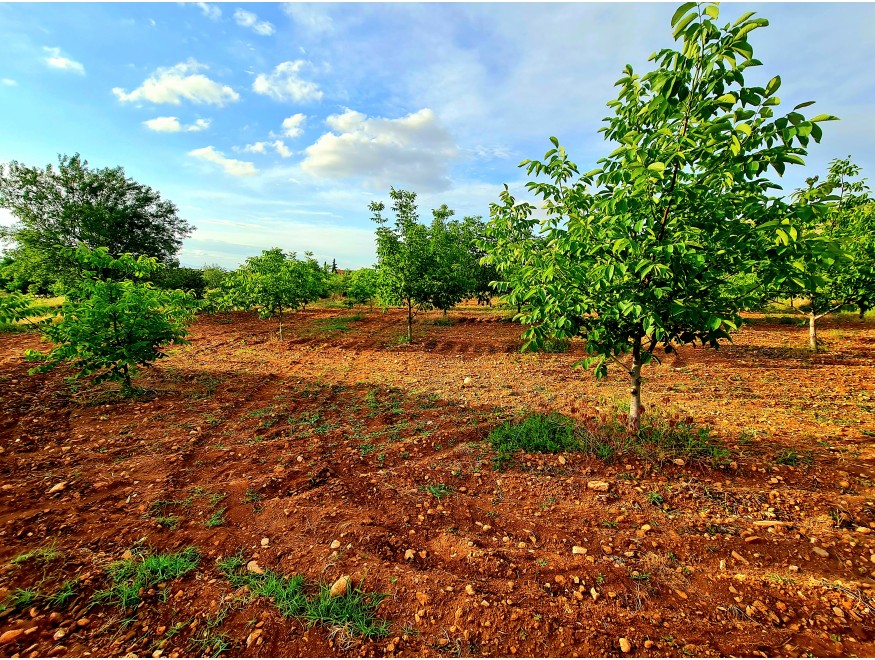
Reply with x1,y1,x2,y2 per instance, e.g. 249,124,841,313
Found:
558,456,566,466
463,377,472,386
246,560,264,575
731,550,749,564
619,637,632,653
415,592,430,606
465,584,476,596
572,546,587,555
855,526,871,535
246,629,262,648
673,459,685,466
121,550,133,561
744,536,761,544
260,538,269,548
644,640,654,649
0,629,25,644
587,480,610,492
53,628,66,641
48,482,68,494
812,547,829,558
330,540,341,550
76,618,90,627
404,549,415,561
329,576,350,598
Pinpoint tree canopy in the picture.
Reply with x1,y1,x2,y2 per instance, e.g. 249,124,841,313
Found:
0,153,193,286
484,1,835,430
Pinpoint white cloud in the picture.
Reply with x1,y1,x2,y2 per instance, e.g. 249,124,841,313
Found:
189,146,258,177
194,2,221,21
281,4,334,34
241,140,292,158
281,113,306,138
301,108,458,191
113,59,239,106
252,61,322,103
43,47,85,75
1,78,17,86
272,140,292,158
143,116,211,132
234,9,275,36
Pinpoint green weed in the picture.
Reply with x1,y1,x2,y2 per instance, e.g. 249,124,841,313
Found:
92,546,200,611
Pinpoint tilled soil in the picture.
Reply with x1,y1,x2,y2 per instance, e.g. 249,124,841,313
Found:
0,306,873,658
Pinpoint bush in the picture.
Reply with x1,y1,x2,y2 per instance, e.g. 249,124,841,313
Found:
24,246,196,393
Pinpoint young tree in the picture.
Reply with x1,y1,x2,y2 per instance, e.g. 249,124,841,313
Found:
227,248,324,339
201,263,229,290
24,246,196,393
484,2,833,430
346,267,379,309
427,205,474,317
765,157,875,349
371,188,436,341
0,154,193,285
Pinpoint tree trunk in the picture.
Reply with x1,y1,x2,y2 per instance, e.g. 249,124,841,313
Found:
628,335,643,432
278,309,284,341
860,306,867,319
407,300,413,341
809,310,817,351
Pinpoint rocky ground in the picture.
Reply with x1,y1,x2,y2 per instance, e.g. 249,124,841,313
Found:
0,305,873,657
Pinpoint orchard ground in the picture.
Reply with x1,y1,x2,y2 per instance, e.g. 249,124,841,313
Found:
0,303,873,658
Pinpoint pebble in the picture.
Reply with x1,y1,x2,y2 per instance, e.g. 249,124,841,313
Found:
731,550,749,564
261,538,269,548
246,560,264,575
329,576,350,598
572,546,587,555
465,584,476,595
404,549,415,560
644,640,654,649
0,629,25,644
48,482,68,494
812,547,829,558
330,540,341,550
619,637,632,653
744,536,761,544
587,480,610,492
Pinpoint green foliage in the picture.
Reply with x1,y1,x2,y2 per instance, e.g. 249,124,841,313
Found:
483,3,832,429
0,153,193,287
24,246,196,391
764,157,875,344
418,483,453,500
345,267,379,308
92,546,200,611
150,265,207,298
224,248,325,338
201,263,228,290
217,556,389,639
372,189,436,340
489,409,727,471
45,578,80,609
10,543,62,565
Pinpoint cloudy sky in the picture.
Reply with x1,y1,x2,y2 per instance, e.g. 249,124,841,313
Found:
1,2,874,269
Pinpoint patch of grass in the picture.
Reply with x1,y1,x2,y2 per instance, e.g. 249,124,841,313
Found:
418,483,453,500
205,508,227,528
488,413,579,470
646,491,664,506
10,543,63,566
242,488,261,504
155,515,181,530
317,314,362,333
45,578,79,608
9,588,40,610
305,582,390,639
189,608,232,657
774,448,813,468
359,443,378,458
92,546,200,611
216,554,389,639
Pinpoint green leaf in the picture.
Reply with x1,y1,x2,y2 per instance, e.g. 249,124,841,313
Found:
810,114,839,122
670,2,697,27
764,75,781,97
647,162,666,173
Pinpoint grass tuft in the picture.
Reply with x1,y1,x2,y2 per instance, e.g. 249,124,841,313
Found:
92,546,200,611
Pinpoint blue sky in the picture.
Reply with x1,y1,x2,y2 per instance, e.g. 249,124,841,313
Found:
1,2,874,270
